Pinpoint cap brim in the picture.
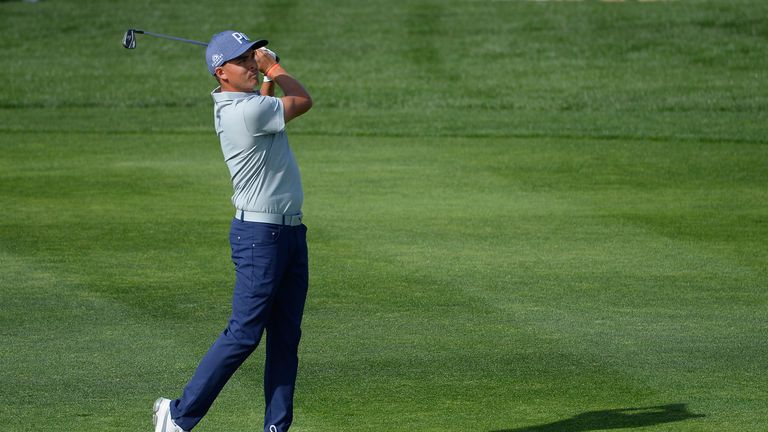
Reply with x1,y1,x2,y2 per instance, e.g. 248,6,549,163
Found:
252,39,269,49
226,39,269,62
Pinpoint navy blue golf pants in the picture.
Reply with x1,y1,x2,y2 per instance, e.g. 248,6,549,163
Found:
171,218,309,432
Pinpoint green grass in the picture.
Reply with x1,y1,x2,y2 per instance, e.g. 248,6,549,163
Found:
1,0,767,431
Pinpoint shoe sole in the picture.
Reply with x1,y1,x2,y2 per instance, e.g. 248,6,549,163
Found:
152,398,163,429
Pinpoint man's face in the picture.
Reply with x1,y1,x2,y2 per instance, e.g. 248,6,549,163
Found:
216,49,259,92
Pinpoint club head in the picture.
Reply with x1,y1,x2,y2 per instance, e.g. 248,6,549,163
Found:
122,29,137,49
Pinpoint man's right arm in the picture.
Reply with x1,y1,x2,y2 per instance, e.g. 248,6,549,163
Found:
255,49,313,123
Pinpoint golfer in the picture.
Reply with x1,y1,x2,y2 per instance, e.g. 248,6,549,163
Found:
153,30,313,432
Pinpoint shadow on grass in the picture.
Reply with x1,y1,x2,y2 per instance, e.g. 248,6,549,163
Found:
491,403,705,432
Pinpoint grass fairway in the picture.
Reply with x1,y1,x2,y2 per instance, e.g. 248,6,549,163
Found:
1,0,766,431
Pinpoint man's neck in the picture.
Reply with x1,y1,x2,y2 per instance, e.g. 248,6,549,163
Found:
220,83,256,93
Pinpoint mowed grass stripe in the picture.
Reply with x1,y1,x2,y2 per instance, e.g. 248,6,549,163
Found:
0,252,192,429
4,132,764,430
2,108,767,146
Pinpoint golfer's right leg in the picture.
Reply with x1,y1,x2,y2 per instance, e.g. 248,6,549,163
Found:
169,219,283,430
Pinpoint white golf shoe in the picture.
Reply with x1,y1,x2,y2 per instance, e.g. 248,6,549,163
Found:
153,398,187,432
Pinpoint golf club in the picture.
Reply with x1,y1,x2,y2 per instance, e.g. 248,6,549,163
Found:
122,29,278,62
122,29,208,49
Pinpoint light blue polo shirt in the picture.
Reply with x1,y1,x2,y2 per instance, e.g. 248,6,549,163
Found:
211,88,303,215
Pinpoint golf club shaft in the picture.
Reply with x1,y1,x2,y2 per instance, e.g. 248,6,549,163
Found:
139,30,208,47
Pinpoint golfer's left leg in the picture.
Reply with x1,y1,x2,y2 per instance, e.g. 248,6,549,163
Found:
263,224,309,432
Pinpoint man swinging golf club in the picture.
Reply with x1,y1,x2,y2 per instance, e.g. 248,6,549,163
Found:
153,30,313,432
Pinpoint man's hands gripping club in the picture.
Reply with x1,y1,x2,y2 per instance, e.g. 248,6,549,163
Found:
254,48,312,123
258,48,279,83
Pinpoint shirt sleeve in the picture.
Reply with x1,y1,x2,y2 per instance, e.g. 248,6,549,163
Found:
242,95,285,136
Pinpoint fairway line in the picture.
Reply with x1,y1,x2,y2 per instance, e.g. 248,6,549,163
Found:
523,0,679,2
1,127,766,146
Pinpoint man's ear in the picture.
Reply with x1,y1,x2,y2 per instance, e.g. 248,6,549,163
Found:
215,67,227,82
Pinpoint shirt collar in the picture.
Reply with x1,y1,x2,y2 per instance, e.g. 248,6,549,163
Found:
211,86,256,103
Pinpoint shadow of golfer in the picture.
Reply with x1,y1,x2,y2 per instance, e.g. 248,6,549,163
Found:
491,403,705,432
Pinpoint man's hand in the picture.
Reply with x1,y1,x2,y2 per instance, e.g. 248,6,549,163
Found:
257,48,279,84
259,47,279,62
254,48,278,75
